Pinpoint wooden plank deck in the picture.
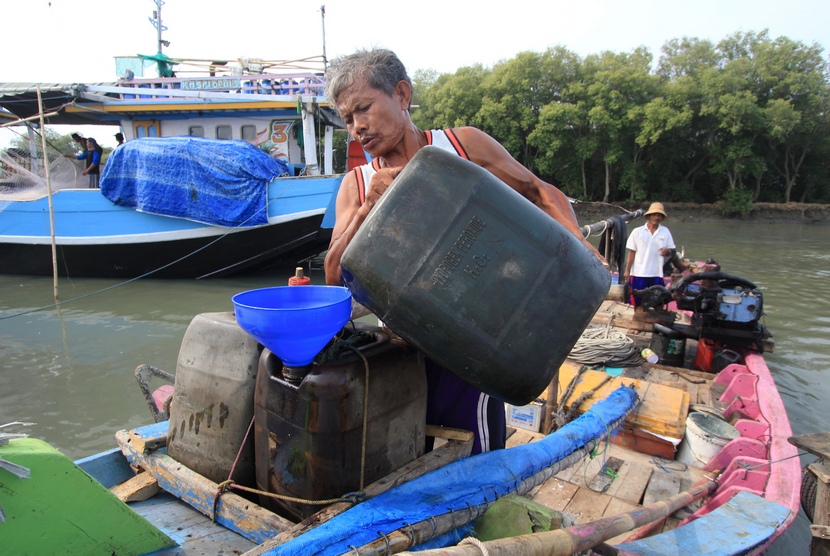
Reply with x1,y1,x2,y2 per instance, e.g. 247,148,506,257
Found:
506,297,718,544
508,426,710,539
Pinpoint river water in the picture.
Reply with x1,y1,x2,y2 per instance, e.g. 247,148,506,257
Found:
1,220,827,553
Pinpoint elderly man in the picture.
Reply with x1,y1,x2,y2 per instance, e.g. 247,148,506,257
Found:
623,202,683,308
323,48,603,454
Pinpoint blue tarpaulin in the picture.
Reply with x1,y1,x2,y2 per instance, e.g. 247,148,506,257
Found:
270,385,639,555
100,136,289,227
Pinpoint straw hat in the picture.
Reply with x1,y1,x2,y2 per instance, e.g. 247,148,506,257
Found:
644,202,667,218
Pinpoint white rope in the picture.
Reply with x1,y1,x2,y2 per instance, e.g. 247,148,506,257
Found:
568,324,645,367
459,537,490,556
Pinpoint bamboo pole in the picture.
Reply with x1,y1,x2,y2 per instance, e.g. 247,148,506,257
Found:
621,471,720,543
399,472,720,556
0,110,61,128
580,209,644,238
35,85,59,299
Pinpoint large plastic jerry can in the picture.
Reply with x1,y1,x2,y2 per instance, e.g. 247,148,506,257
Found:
167,312,261,488
254,323,426,520
340,146,610,406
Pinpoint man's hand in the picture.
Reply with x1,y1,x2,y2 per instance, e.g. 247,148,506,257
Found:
365,167,402,208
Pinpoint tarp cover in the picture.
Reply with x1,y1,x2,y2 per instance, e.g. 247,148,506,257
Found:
270,385,639,555
101,136,289,227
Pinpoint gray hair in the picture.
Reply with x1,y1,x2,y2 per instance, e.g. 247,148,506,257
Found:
324,48,411,108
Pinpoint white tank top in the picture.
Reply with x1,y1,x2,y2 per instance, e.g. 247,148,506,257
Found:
352,129,469,205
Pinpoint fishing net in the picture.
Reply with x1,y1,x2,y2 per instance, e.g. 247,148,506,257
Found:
0,138,87,201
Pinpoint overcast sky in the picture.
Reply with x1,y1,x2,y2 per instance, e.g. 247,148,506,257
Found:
2,0,828,147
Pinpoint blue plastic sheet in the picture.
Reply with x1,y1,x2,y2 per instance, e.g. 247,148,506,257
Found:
100,136,289,227
270,385,639,555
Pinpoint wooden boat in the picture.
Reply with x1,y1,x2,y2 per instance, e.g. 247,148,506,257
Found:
0,59,347,278
0,215,800,554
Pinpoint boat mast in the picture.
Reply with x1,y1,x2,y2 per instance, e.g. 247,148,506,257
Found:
150,0,169,54
320,5,328,70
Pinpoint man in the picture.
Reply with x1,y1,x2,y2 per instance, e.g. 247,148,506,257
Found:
623,202,683,308
71,133,87,153
114,132,125,146
64,138,102,188
323,48,604,454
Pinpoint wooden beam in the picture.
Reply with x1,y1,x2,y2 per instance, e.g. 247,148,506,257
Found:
110,472,159,503
125,420,168,454
790,432,830,460
115,428,294,545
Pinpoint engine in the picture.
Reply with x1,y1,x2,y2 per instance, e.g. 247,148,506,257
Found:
670,271,771,352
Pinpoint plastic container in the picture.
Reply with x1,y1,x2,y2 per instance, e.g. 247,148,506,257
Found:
641,348,659,364
254,323,427,520
288,267,311,286
694,338,719,372
650,323,687,368
713,348,742,373
340,146,610,406
676,411,740,465
167,312,262,487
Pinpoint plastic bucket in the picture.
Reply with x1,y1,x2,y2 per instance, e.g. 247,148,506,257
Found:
676,411,740,465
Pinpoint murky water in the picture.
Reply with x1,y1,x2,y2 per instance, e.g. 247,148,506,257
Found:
1,220,828,552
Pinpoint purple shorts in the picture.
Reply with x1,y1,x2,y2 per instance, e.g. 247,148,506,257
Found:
424,358,505,454
628,275,664,306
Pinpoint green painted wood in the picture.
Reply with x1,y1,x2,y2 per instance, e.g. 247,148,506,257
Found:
0,438,176,555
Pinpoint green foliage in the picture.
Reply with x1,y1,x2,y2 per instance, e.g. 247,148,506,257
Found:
8,127,78,157
720,187,755,217
411,28,830,205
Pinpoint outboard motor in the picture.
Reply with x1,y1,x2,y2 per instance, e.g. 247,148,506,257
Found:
670,271,771,352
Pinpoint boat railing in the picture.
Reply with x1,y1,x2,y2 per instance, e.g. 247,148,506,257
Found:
104,72,326,100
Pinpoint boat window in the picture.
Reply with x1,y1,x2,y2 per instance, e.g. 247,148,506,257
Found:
216,125,233,140
241,125,256,142
134,120,160,139
189,126,204,137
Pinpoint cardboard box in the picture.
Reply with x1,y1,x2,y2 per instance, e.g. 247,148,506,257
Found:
506,400,544,432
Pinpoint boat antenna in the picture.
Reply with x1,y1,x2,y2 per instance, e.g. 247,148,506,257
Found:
321,5,328,70
149,0,170,54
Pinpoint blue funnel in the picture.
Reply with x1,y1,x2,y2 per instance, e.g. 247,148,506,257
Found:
232,286,352,368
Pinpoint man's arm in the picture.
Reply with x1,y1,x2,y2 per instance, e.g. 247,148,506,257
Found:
324,167,401,285
624,249,636,280
325,172,364,285
451,127,604,262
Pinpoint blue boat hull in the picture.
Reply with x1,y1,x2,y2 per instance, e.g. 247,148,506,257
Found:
0,176,341,278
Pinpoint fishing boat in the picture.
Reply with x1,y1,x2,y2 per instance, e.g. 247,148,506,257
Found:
0,201,801,555
0,57,352,278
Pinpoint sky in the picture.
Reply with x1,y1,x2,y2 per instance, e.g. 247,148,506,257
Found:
2,0,829,148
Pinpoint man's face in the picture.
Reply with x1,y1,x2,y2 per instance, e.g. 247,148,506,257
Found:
335,78,409,158
647,213,664,226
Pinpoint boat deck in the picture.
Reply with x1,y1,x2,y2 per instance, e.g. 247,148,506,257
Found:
96,296,793,555
508,428,707,542
501,299,726,546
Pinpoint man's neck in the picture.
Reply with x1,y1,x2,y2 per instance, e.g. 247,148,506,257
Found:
377,125,427,168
